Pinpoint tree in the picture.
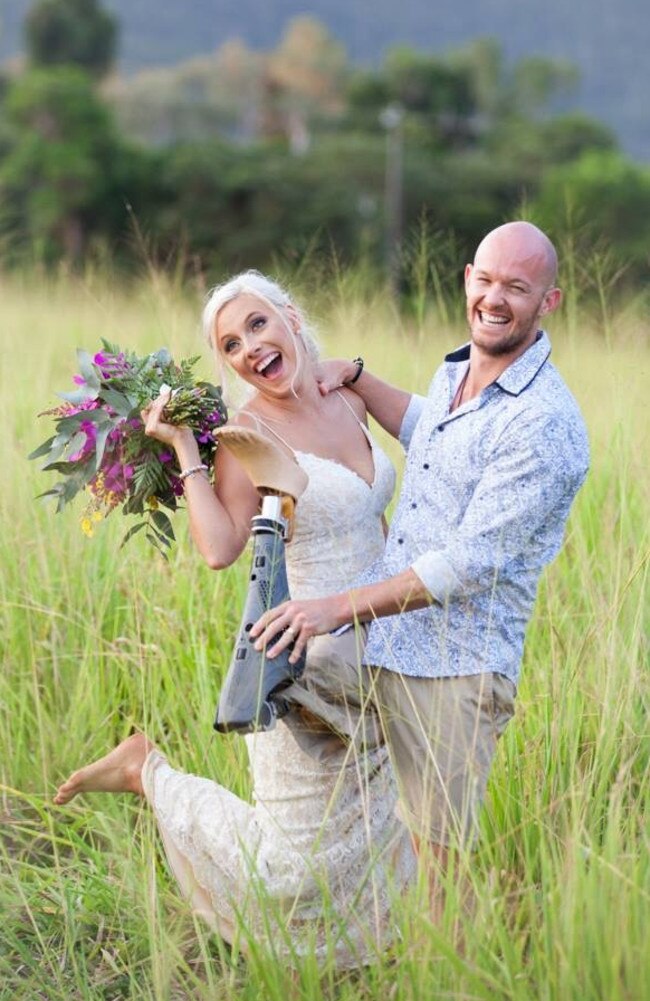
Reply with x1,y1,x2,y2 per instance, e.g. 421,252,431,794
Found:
531,151,650,280
0,67,129,262
263,17,349,151
26,0,117,79
346,47,477,149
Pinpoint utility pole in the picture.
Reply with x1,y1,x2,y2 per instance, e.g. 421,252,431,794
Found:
379,103,404,298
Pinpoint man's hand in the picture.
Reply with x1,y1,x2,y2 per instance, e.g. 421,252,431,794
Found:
250,596,348,664
316,359,359,396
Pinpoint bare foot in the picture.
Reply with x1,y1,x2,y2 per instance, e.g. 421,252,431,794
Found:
54,733,152,805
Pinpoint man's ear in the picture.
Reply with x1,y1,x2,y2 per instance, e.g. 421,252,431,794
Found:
540,287,562,316
464,263,473,290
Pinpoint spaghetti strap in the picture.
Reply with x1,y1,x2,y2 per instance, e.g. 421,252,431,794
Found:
236,411,295,453
335,391,371,441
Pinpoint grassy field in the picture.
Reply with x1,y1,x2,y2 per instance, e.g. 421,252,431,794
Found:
0,268,648,1000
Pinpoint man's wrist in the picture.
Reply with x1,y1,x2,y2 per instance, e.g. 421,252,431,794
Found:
331,591,356,629
345,357,364,385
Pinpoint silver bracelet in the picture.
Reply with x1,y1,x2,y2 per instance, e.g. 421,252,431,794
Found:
178,463,209,482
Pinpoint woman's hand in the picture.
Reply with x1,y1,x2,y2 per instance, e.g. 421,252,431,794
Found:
141,389,194,449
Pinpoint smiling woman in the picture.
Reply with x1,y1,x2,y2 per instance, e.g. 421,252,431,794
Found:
203,270,321,405
53,268,417,969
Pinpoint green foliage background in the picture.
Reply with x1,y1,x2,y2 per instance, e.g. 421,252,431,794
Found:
0,6,648,286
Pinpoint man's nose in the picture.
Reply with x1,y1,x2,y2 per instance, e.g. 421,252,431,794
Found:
481,283,505,306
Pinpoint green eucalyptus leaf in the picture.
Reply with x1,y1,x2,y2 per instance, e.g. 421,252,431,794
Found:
76,350,102,389
94,424,112,471
36,484,66,501
101,388,136,417
28,436,57,460
58,386,100,405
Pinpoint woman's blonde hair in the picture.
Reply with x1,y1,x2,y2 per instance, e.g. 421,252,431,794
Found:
202,270,319,405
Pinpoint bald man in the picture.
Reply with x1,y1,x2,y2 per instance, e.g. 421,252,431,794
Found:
252,222,589,892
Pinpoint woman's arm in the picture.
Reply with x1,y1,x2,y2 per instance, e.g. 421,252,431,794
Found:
318,360,412,440
143,393,258,570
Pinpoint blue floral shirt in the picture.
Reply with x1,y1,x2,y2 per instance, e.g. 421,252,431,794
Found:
361,331,589,686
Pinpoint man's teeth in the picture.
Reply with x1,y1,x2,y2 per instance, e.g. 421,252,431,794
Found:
480,312,509,326
255,352,280,373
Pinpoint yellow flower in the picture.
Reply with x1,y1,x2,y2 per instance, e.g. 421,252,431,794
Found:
147,496,159,510
91,510,103,522
80,518,94,538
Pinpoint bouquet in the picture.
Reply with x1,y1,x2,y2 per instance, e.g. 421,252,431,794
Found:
30,342,228,553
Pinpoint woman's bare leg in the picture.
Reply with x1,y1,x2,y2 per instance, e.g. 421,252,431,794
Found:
54,733,152,805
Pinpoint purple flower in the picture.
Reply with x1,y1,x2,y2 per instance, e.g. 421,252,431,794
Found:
171,476,184,497
103,460,135,497
80,420,98,441
69,419,98,461
158,452,173,463
63,399,100,417
93,352,108,367
73,374,86,386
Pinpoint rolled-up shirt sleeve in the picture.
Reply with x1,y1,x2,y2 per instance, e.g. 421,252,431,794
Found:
398,394,427,450
410,413,589,602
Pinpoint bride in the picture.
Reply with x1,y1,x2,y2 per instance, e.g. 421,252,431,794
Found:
54,272,415,968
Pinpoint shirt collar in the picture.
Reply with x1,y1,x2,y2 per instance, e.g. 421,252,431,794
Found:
444,330,551,397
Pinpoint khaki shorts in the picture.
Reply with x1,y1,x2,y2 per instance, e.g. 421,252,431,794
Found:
286,625,516,847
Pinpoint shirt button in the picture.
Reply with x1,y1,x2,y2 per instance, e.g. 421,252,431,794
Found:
423,463,429,470
411,502,417,509
438,425,445,432
397,538,404,544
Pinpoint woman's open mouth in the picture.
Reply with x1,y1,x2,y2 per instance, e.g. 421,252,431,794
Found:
254,351,283,380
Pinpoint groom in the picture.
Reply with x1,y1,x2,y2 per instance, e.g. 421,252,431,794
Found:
251,222,589,881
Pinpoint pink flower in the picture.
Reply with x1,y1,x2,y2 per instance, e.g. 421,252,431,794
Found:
73,375,86,386
103,461,134,497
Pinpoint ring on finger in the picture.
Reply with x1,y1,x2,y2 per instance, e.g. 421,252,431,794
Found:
286,626,296,635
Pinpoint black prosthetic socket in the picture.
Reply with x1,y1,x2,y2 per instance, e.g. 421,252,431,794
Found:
214,496,306,734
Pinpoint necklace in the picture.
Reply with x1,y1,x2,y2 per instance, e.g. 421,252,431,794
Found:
450,366,470,413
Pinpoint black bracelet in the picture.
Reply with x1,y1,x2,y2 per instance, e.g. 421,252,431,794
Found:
347,357,364,385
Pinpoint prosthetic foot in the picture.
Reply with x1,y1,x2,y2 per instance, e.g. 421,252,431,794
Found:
213,427,308,733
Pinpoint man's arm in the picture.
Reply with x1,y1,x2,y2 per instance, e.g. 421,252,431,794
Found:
250,568,432,664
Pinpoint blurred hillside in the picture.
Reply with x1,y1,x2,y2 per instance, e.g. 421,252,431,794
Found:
1,0,649,160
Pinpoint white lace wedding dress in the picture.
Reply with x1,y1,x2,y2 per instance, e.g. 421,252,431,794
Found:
141,423,416,968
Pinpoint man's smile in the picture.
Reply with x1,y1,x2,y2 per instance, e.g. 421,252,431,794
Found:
477,310,510,326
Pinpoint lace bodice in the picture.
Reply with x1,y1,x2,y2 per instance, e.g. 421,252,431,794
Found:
285,434,396,600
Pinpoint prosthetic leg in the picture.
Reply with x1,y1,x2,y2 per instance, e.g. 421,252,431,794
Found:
212,427,309,734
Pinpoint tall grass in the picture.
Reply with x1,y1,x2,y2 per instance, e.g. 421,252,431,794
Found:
0,264,648,1000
